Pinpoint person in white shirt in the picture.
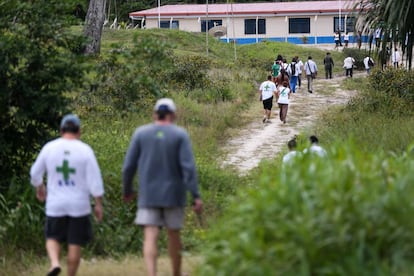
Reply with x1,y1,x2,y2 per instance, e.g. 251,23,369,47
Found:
283,138,299,165
277,81,291,124
392,48,401,68
30,114,104,276
295,56,304,89
343,56,355,78
363,56,375,74
304,56,318,94
334,32,340,49
305,135,327,157
259,75,277,123
344,32,350,47
287,57,301,93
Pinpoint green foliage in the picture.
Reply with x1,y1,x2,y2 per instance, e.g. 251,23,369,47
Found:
173,55,212,91
0,0,86,192
317,70,414,153
199,145,414,275
77,35,173,115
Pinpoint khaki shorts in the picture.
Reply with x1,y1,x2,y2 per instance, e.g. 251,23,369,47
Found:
135,207,185,230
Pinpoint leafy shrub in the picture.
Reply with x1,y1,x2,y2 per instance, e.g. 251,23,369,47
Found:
76,36,173,116
199,144,414,275
0,0,86,193
369,69,414,102
172,55,212,91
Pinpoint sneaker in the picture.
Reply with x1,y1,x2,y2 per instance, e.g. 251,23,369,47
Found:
266,119,272,123
47,267,61,276
262,117,267,123
308,90,313,93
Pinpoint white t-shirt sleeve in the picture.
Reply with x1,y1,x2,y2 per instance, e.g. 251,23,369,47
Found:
30,146,48,187
259,82,264,91
86,148,104,198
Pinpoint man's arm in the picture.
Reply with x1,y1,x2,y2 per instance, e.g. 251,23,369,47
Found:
122,130,140,200
30,147,47,202
179,132,202,213
86,148,105,222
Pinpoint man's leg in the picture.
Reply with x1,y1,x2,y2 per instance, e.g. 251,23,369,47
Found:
350,68,353,78
278,104,283,121
67,245,81,276
46,239,61,272
167,229,182,276
307,75,311,92
325,69,328,79
329,68,333,79
308,76,313,93
298,75,301,88
144,226,160,276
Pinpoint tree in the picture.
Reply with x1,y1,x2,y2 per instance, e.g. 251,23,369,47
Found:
356,0,414,69
0,0,85,193
84,0,106,54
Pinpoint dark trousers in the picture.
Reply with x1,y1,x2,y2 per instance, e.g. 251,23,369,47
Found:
325,67,332,79
279,104,289,123
297,75,302,87
346,68,353,77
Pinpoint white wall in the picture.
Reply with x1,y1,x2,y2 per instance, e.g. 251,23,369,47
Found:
143,13,354,39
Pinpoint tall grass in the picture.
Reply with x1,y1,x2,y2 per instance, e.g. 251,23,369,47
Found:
199,144,414,275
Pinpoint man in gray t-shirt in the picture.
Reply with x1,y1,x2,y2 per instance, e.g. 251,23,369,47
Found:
122,98,202,276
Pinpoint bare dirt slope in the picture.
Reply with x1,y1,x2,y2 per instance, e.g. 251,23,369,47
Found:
222,76,356,174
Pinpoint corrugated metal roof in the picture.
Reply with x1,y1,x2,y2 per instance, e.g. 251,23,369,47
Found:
130,1,358,17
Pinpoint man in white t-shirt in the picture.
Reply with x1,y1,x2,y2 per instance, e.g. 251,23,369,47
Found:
295,56,304,89
392,48,401,68
259,75,277,123
363,56,374,74
283,138,299,165
304,135,327,157
30,114,104,276
304,56,318,93
343,56,355,78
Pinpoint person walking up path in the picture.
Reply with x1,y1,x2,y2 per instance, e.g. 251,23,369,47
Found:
30,114,104,276
296,56,304,89
283,138,299,165
304,56,318,94
363,56,375,74
276,80,291,124
305,135,327,157
259,75,277,123
392,48,401,68
287,58,300,93
323,52,334,79
122,98,203,276
343,56,355,78
271,59,281,82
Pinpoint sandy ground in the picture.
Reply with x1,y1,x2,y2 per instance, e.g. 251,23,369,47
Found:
222,75,357,174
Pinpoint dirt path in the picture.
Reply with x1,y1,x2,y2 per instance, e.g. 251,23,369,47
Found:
222,76,357,174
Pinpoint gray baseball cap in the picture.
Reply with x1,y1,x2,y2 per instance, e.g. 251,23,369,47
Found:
60,114,81,129
154,98,177,113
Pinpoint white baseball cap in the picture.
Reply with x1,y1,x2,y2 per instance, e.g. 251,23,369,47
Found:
154,98,177,113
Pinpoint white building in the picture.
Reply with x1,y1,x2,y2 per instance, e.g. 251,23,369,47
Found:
130,1,364,44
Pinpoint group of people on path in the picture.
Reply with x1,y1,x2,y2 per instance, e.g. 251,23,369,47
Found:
30,98,202,276
259,55,318,124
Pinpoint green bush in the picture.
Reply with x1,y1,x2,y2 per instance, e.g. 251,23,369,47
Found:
199,144,414,275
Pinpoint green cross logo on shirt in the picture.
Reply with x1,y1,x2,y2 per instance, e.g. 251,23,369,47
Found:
264,84,271,91
156,131,164,139
56,160,76,181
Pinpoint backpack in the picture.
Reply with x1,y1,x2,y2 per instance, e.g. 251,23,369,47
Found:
290,63,296,75
368,58,374,67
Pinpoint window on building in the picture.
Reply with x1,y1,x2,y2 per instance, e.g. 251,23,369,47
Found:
201,20,223,32
333,17,355,32
244,19,266,35
160,20,179,29
289,18,310,34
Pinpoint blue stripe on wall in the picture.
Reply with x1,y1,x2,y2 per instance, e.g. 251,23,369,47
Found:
220,35,370,45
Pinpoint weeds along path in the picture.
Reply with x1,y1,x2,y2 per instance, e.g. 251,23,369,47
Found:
222,76,357,174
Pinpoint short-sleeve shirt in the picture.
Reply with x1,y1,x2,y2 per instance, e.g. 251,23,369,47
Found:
272,63,280,76
30,138,104,217
277,86,290,104
260,80,277,101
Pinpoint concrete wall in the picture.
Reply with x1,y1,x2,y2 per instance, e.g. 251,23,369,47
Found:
143,13,356,44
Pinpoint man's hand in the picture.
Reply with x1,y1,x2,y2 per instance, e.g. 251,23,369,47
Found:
192,198,203,214
123,192,137,202
94,197,104,223
36,185,46,202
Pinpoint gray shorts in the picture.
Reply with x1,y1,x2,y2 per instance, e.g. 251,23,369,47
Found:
135,207,185,230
